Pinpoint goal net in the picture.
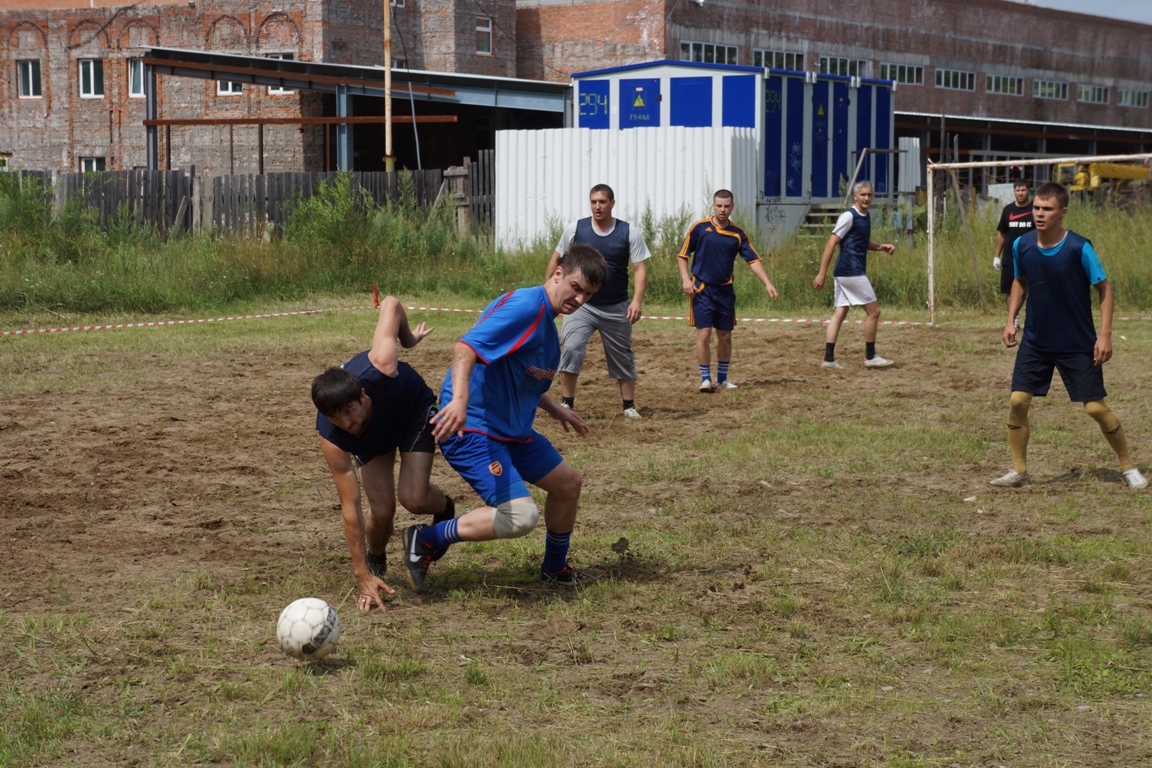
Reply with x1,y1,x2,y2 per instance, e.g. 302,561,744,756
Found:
924,153,1152,325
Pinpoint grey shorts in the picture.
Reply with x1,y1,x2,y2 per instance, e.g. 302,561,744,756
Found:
558,301,637,381
833,275,878,307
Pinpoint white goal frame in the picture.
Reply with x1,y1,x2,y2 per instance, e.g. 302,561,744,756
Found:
925,153,1152,326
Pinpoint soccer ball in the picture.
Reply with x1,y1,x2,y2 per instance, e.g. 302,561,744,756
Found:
276,598,342,661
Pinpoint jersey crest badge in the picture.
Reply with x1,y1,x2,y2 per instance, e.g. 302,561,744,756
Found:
488,461,503,477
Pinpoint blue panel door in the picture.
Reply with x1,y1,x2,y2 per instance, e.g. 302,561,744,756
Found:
875,87,892,193
578,80,610,129
811,79,829,198
854,85,873,187
670,77,712,127
620,78,660,129
721,74,756,128
784,76,805,198
832,81,849,195
763,75,783,197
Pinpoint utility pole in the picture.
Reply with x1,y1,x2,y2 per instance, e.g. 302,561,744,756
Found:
383,0,394,171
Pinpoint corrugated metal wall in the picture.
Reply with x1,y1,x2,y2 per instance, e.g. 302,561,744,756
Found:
495,126,759,250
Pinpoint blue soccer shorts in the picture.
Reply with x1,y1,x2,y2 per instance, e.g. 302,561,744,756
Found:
1011,342,1106,402
438,430,563,507
689,281,736,331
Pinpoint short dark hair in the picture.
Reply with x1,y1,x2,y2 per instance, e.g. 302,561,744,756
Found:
311,367,362,416
1033,181,1070,209
590,183,615,200
1013,178,1030,189
713,189,734,202
557,242,607,291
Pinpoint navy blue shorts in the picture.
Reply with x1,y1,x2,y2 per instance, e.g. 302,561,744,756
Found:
1011,343,1106,402
438,430,563,507
690,281,736,331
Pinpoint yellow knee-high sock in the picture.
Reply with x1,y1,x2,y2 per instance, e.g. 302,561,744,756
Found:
1084,399,1134,472
1007,391,1032,475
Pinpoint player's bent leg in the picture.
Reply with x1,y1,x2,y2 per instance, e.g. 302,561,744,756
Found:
863,301,881,343
359,453,398,575
533,460,591,586
492,498,540,538
825,305,850,345
1084,399,1136,474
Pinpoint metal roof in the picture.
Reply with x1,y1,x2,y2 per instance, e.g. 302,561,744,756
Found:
896,110,1152,137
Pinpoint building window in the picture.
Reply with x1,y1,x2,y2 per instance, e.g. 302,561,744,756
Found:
80,59,104,98
935,68,975,91
0,155,10,172
80,157,106,173
1033,80,1067,100
819,56,867,77
128,58,145,98
879,62,923,85
218,80,243,95
1117,89,1148,108
986,75,1023,96
680,41,738,65
476,17,492,55
1076,84,1109,104
390,0,404,6
392,59,407,69
754,49,803,71
18,59,42,98
266,53,294,95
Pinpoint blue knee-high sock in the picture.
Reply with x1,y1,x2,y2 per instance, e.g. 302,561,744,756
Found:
698,364,712,383
542,530,571,573
716,360,730,383
419,518,460,551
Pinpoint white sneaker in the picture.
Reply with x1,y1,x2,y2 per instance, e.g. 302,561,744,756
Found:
821,360,844,369
1123,468,1149,490
560,402,573,411
990,470,1030,488
699,380,714,392
864,355,894,368
623,407,642,420
716,380,738,390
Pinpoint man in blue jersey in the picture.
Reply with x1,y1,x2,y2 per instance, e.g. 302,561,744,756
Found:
546,184,651,419
401,244,609,592
991,182,1147,490
312,296,456,613
677,189,778,392
813,181,897,369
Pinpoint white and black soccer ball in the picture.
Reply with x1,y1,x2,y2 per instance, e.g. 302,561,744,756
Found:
276,598,342,661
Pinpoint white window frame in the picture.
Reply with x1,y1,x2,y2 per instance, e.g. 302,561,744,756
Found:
754,49,803,71
80,157,106,173
128,58,145,99
986,75,1023,96
18,59,42,98
0,155,10,172
1033,80,1067,100
390,0,404,6
476,17,493,55
217,80,243,96
880,62,923,86
1076,84,1109,104
1117,89,1148,108
935,68,975,91
819,55,867,78
79,58,105,98
266,53,294,95
680,41,738,66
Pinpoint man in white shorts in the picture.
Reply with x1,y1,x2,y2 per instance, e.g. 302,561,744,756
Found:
544,184,651,419
812,181,897,369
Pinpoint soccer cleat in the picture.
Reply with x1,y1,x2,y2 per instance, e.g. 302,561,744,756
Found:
989,470,1030,488
699,379,715,392
716,380,738,390
864,355,895,368
821,360,844,370
540,563,594,587
402,524,434,593
366,550,387,578
1122,468,1149,490
623,406,643,420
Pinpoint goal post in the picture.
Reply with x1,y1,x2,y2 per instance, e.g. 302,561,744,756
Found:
925,153,1152,326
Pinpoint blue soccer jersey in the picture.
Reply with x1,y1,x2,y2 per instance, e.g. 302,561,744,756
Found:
677,218,760,286
1012,230,1107,352
441,286,559,442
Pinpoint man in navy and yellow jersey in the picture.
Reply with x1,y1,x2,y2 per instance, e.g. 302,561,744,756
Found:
993,178,1034,310
677,189,778,392
545,184,651,419
991,182,1146,490
401,244,609,593
813,181,897,369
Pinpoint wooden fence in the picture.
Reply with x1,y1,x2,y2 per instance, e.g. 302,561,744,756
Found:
13,164,491,237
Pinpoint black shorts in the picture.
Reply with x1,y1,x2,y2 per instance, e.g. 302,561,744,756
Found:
353,402,437,467
999,259,1016,295
1011,343,1106,402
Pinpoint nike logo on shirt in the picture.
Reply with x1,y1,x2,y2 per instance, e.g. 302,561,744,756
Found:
1008,212,1032,221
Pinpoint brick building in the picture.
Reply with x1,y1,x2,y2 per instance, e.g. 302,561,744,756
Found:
0,0,518,174
517,0,1152,162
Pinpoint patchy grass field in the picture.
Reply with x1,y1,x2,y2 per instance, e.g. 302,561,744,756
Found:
2,300,1150,767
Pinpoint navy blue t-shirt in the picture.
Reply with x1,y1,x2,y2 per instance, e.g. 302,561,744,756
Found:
1013,230,1107,353
316,351,436,458
833,207,871,277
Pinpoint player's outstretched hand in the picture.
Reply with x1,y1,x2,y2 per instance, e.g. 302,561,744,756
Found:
431,399,468,441
1093,335,1112,366
765,282,779,300
813,272,827,290
1003,323,1018,348
878,243,896,255
358,575,395,613
403,321,434,348
554,405,589,436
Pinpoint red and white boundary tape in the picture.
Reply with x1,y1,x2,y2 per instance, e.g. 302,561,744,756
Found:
1,309,329,337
